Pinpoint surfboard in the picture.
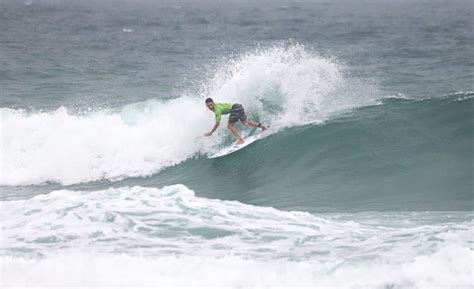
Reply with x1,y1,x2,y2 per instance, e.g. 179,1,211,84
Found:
208,134,262,159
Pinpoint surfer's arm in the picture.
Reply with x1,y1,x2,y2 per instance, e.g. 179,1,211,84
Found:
204,122,220,136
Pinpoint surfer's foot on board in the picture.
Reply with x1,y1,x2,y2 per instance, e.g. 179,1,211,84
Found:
258,123,268,130
236,138,245,145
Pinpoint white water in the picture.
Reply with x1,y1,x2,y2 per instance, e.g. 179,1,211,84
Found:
2,245,471,289
1,98,214,186
203,44,380,127
1,45,381,186
1,185,472,288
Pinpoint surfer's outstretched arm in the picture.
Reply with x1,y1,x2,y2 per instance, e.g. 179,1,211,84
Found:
204,122,220,136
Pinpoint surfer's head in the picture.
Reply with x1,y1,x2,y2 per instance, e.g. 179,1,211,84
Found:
205,98,214,110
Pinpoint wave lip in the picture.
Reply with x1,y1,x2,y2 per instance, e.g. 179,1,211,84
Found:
204,44,381,128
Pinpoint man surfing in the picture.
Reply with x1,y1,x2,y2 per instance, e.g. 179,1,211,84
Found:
204,98,267,145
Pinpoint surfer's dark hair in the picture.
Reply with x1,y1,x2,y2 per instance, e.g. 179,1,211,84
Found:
205,98,214,104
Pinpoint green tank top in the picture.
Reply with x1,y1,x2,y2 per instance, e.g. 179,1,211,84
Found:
213,103,233,123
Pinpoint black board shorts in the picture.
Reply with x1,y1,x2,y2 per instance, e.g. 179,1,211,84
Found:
228,103,247,123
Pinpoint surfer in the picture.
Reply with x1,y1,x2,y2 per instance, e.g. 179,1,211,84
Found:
204,98,267,145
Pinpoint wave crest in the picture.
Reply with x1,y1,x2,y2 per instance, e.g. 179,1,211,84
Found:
1,44,381,186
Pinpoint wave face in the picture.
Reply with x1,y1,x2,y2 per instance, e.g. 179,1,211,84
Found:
1,45,380,186
123,93,472,213
1,185,472,288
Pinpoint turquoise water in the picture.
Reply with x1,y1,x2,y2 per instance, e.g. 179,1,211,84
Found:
144,95,473,213
1,0,473,288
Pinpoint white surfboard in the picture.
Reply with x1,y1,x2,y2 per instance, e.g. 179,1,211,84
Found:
208,134,262,159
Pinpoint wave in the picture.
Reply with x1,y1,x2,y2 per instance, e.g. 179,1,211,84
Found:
129,93,472,213
2,94,472,212
1,184,472,288
1,45,381,186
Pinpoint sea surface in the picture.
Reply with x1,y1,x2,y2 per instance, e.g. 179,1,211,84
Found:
1,0,473,288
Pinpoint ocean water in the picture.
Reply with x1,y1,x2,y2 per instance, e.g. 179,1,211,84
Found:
1,0,473,288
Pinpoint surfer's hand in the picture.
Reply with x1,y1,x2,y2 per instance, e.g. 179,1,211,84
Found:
204,132,212,137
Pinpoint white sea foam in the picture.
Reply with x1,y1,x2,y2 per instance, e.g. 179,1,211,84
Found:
1,45,381,186
2,244,472,289
203,44,381,128
1,98,217,186
1,185,472,289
